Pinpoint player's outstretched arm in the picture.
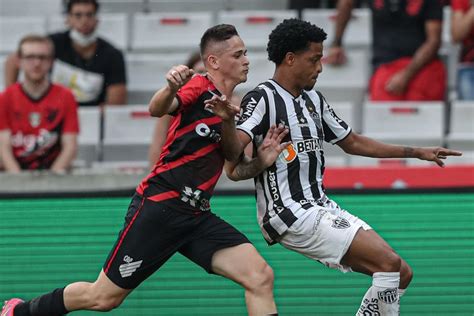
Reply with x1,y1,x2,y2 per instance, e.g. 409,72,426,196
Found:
337,132,462,167
225,124,290,181
148,65,194,117
204,94,242,161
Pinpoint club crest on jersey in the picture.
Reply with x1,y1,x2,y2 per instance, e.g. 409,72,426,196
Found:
377,288,398,304
331,216,351,229
29,112,41,128
279,139,322,164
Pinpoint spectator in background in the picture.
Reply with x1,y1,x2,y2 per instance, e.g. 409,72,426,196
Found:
451,0,474,100
0,35,79,173
326,0,446,101
4,0,127,106
148,52,207,167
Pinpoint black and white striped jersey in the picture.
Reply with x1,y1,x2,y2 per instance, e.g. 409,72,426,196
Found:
237,79,351,244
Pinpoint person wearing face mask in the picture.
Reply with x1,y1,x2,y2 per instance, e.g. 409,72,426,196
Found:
4,0,127,106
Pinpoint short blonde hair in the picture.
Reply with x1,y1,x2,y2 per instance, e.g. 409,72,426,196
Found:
17,34,54,58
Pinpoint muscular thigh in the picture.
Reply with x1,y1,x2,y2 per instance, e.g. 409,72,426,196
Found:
103,194,200,289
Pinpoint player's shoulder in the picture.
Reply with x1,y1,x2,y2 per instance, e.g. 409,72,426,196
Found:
2,83,22,97
241,81,272,103
49,83,76,100
97,37,124,56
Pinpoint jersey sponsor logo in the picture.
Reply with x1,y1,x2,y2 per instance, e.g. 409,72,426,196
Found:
180,186,210,211
377,288,398,304
29,112,41,128
119,256,143,278
331,216,351,229
268,170,280,202
279,139,322,164
238,96,258,124
195,123,221,143
11,129,58,156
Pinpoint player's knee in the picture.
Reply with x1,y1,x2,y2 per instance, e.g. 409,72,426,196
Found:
400,261,413,288
378,251,402,273
94,296,124,312
244,262,274,293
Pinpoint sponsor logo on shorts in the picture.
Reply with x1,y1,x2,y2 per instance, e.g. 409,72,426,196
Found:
180,186,210,211
119,256,143,278
377,288,398,304
331,216,351,229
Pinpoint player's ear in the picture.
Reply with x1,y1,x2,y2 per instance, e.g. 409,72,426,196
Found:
207,54,219,70
285,52,296,66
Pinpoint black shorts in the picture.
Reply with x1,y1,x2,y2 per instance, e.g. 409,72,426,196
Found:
103,193,250,289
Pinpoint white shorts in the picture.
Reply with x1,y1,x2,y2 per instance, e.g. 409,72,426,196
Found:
279,200,371,273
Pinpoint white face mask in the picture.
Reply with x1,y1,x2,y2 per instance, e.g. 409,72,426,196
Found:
69,29,98,47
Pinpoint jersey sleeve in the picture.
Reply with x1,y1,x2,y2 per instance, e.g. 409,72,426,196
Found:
236,89,268,141
62,89,80,134
424,0,443,20
0,93,10,131
174,75,207,114
319,93,351,144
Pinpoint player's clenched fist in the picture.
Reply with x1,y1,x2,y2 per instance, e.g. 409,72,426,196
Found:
166,65,195,92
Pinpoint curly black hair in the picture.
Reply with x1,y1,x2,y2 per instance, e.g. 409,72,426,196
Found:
267,18,327,65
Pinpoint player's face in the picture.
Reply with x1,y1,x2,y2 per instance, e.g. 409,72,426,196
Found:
67,3,98,35
19,42,53,83
293,42,323,90
217,36,250,84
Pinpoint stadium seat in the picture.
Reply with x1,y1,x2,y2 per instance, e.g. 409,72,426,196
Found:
131,12,213,52
102,105,156,162
126,52,189,104
0,0,63,16
302,8,372,49
76,108,101,167
446,101,474,152
147,0,227,12
362,101,445,147
317,49,369,106
47,14,129,50
0,17,47,53
216,10,298,50
99,0,144,14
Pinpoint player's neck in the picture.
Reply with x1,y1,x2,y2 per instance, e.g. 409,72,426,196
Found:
207,72,235,98
272,69,302,98
22,79,50,99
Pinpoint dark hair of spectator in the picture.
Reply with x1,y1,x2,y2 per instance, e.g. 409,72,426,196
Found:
200,24,239,55
66,0,99,13
267,18,327,65
17,34,55,58
185,52,202,69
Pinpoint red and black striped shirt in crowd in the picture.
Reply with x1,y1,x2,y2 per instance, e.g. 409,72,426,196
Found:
137,75,224,213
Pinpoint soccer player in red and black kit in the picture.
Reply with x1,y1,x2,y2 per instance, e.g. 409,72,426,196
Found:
1,25,280,316
0,35,79,173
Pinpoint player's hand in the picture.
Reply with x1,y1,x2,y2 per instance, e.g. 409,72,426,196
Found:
324,45,347,66
257,124,291,168
204,94,240,121
166,65,194,92
417,147,462,167
385,70,409,95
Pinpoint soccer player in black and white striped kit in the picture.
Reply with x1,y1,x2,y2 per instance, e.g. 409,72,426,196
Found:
221,19,462,315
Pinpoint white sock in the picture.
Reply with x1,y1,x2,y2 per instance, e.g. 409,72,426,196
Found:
356,272,400,316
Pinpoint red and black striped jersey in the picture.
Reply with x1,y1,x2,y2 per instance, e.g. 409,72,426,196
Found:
137,75,224,213
0,83,79,170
